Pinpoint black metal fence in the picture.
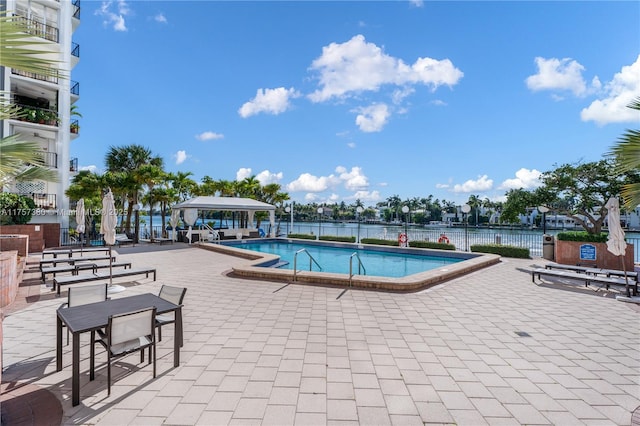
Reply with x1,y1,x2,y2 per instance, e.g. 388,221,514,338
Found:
59,224,640,262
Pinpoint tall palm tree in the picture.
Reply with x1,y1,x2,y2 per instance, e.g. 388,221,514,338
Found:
608,97,640,209
104,145,162,233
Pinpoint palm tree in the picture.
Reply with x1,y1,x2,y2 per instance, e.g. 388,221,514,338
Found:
104,145,163,234
608,97,640,209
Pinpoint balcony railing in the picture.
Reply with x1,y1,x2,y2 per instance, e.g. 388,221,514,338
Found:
70,157,78,172
71,80,80,96
70,119,79,134
11,68,59,84
14,104,59,126
41,151,58,168
13,15,59,42
27,193,57,209
72,0,81,19
71,42,80,58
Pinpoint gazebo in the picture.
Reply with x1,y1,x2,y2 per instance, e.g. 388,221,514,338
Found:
171,196,276,240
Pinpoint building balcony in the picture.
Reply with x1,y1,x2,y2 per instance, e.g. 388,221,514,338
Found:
70,119,80,136
71,42,80,58
11,68,59,85
70,158,78,173
14,14,59,43
14,104,59,127
23,193,57,210
73,0,81,20
42,151,58,169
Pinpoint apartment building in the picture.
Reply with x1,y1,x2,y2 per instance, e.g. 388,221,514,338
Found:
1,0,81,229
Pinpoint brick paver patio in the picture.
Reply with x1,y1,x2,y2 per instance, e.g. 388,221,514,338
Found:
2,243,639,425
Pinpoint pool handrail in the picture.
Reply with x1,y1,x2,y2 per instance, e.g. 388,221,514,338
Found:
293,248,322,281
349,252,366,287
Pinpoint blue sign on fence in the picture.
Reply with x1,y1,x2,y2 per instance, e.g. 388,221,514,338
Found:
580,244,597,261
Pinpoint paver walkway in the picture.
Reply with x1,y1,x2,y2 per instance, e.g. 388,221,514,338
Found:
2,244,639,425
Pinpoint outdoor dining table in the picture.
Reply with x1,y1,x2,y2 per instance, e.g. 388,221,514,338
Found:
56,293,183,406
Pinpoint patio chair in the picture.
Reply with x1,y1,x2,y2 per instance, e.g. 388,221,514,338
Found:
60,283,109,345
156,285,187,346
93,307,157,396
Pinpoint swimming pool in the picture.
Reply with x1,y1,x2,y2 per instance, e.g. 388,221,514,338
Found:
200,238,501,292
222,240,462,277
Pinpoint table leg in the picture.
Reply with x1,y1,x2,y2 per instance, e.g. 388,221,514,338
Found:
56,316,63,371
90,330,95,381
72,332,80,406
174,306,182,367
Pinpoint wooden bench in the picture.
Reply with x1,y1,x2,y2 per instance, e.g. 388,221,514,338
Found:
39,256,116,271
531,267,638,295
41,262,133,282
53,267,157,295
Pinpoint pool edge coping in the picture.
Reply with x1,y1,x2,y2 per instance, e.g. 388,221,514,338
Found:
196,238,502,292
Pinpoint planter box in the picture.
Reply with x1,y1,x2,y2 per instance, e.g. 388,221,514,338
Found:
555,240,634,270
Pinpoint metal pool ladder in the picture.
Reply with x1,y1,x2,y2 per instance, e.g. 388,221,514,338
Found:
293,248,322,282
349,252,366,287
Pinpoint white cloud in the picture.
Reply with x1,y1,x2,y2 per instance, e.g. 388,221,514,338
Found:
347,142,356,149
238,87,301,118
499,168,543,190
236,167,252,181
96,1,130,32
286,173,341,192
452,175,493,193
336,166,369,191
195,131,224,141
345,190,382,203
80,165,98,173
308,34,463,103
174,150,188,165
581,54,640,125
255,170,283,185
525,57,588,96
354,103,390,132
409,0,424,7
154,13,167,23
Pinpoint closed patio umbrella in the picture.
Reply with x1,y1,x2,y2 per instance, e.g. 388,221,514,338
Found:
170,208,180,242
101,189,124,293
605,197,631,298
75,198,85,254
183,208,199,244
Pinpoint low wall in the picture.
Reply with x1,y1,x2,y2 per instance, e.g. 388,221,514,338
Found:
0,223,60,252
555,240,634,270
0,234,29,257
0,250,19,309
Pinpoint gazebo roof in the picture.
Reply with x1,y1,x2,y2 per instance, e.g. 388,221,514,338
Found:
171,196,275,212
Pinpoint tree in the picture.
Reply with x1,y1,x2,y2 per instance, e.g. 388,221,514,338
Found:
104,145,163,234
504,160,633,234
608,97,640,209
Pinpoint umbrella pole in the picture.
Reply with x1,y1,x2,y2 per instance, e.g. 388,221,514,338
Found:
109,245,113,287
80,232,83,254
620,255,630,297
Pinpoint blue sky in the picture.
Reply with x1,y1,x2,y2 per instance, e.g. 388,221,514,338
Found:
72,1,640,206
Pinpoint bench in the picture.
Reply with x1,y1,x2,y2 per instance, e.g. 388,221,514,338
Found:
531,267,638,295
40,256,116,271
545,263,638,282
115,234,135,246
53,267,157,295
41,247,113,259
152,237,173,245
41,262,132,282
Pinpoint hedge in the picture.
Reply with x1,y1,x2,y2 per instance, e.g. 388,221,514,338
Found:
556,231,608,243
470,244,530,258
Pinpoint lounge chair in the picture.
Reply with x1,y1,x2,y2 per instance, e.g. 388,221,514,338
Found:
115,234,134,246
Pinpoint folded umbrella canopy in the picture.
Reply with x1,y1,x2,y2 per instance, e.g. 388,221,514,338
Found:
170,208,180,242
605,197,631,297
100,189,124,292
75,198,85,253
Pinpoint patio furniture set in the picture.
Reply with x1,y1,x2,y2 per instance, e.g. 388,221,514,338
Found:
531,262,639,295
56,284,187,406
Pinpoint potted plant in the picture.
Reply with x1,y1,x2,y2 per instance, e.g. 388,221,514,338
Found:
70,121,79,133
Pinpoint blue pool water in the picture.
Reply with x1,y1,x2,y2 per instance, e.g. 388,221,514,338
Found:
225,240,463,278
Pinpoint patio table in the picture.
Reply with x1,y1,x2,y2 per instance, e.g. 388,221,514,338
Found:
56,293,183,406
